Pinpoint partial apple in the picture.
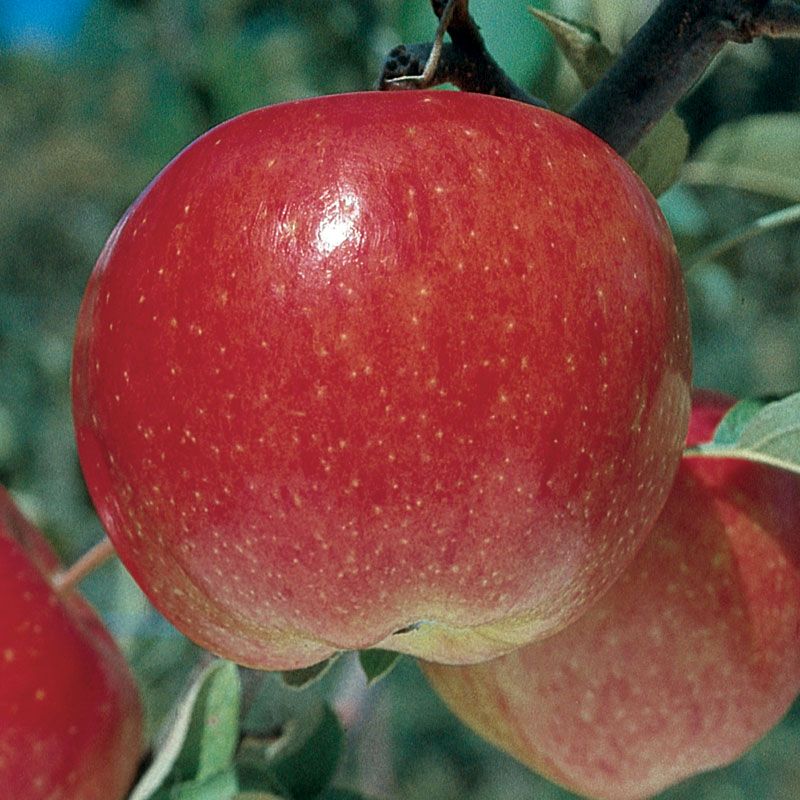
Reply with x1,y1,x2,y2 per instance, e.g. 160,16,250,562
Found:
0,487,143,799
422,391,800,800
72,90,690,669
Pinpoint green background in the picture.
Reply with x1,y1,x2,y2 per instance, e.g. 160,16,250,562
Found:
1,1,799,798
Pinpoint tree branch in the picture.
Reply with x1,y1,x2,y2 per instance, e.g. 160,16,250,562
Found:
377,0,800,157
377,0,546,107
570,0,799,156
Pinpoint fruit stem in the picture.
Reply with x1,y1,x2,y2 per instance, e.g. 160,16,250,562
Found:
377,1,800,155
377,0,547,107
52,536,117,595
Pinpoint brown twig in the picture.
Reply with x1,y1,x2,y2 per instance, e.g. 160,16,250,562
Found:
570,0,800,156
52,536,116,595
377,0,800,155
382,0,458,88
377,0,547,107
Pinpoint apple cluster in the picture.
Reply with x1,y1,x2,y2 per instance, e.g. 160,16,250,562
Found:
423,391,800,799
10,90,795,799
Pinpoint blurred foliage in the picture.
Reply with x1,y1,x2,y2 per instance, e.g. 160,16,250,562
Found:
1,0,799,798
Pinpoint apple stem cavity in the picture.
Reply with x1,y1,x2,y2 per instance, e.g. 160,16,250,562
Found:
52,536,117,595
392,622,425,636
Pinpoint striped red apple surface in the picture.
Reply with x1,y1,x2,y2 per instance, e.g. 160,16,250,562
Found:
422,391,800,800
71,90,690,670
0,487,142,799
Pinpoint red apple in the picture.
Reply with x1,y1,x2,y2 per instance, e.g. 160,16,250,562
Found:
72,90,691,669
422,391,800,800
0,487,143,799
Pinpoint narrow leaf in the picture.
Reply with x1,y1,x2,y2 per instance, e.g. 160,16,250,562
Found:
358,649,401,686
589,0,651,50
686,203,800,271
530,7,688,195
686,393,800,474
128,660,241,800
706,398,773,446
628,111,690,198
166,768,239,800
174,660,242,781
234,794,285,800
281,655,338,689
683,113,800,202
528,8,614,87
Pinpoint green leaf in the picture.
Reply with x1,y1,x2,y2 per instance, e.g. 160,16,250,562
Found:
281,656,338,690
174,660,243,782
709,397,774,446
528,9,614,87
685,203,800,271
238,702,344,800
628,110,690,198
319,790,382,800
233,793,285,800
683,113,800,201
686,393,800,474
234,794,285,800
129,660,242,800
268,703,343,799
588,0,652,50
358,649,401,686
163,768,239,800
530,8,688,196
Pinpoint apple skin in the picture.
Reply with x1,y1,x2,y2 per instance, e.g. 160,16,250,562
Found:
72,90,690,669
422,391,800,800
0,487,143,799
